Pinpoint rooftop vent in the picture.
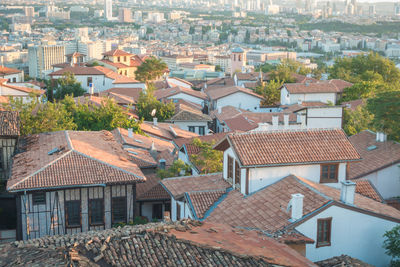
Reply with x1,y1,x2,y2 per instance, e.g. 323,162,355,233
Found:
367,145,377,151
48,147,64,155
134,139,143,143
128,150,138,155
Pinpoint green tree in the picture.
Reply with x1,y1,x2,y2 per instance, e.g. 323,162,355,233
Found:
367,90,400,141
157,159,191,179
341,81,386,102
190,138,223,174
383,225,400,266
255,63,276,73
4,96,77,135
215,65,223,72
342,105,374,136
255,80,283,106
269,59,311,83
48,72,85,101
135,57,167,83
135,87,175,122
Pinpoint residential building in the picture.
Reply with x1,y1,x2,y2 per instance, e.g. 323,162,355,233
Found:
348,130,400,200
49,66,145,92
160,55,193,71
0,66,24,83
230,47,246,76
162,129,400,266
28,45,65,79
119,8,132,23
154,86,207,106
280,79,353,105
0,111,19,181
205,85,264,111
0,79,45,103
7,130,145,240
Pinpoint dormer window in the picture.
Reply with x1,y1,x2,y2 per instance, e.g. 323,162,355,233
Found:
320,164,338,183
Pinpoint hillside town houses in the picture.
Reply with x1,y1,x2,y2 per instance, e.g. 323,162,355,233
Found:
1,2,400,263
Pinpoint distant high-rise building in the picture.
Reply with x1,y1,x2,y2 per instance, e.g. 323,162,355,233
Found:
118,8,132,22
24,6,35,17
133,11,142,23
28,45,65,78
368,5,376,16
105,0,113,21
395,3,400,16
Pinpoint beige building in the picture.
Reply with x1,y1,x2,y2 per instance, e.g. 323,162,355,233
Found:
160,55,193,71
119,8,132,23
230,47,246,76
28,45,65,78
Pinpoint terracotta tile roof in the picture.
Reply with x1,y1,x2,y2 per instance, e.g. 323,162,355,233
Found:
7,131,145,191
315,255,374,267
235,72,259,81
92,66,139,83
99,59,131,69
168,104,211,122
0,95,9,105
348,130,400,179
216,129,361,167
0,111,19,136
206,86,264,100
290,73,318,84
283,79,353,94
223,115,258,131
0,66,21,75
154,86,207,101
113,128,175,152
156,149,175,167
49,66,106,76
136,173,170,201
206,175,400,232
187,190,225,219
161,173,230,199
281,102,329,113
100,87,143,100
102,49,133,57
342,99,365,111
174,132,228,150
210,105,247,122
140,121,198,141
4,221,315,267
125,147,157,168
201,77,235,88
355,180,383,202
0,81,45,95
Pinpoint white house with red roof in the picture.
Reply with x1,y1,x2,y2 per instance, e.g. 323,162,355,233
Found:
280,79,353,105
0,66,24,83
0,79,45,103
161,129,400,266
49,66,145,92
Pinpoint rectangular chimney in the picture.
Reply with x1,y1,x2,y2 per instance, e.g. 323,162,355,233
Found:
272,115,279,129
284,114,289,129
128,128,133,138
153,117,158,126
340,181,356,205
290,193,304,221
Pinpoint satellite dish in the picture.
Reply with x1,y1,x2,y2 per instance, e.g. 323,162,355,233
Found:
151,109,156,117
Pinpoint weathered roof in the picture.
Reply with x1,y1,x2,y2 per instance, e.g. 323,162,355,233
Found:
355,180,383,202
154,86,207,100
315,255,374,267
283,80,352,94
186,190,226,219
136,173,170,201
206,86,264,100
102,49,133,57
7,131,145,191
161,173,230,199
348,130,400,180
215,129,361,167
0,66,21,75
140,121,198,141
0,110,19,136
100,87,143,101
223,115,258,132
0,81,45,95
1,220,315,267
169,104,211,122
206,175,400,232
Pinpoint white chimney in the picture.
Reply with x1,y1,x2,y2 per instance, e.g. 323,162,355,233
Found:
300,114,306,128
340,181,356,205
376,132,387,142
258,123,269,131
218,107,222,114
290,193,304,221
128,128,133,138
272,115,279,129
297,99,303,105
284,114,289,129
153,117,158,126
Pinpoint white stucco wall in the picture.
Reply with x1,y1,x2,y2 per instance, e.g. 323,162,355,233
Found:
113,83,146,89
172,121,209,135
361,164,400,199
166,93,204,106
295,205,398,267
223,148,347,194
306,107,343,129
171,198,192,221
290,92,337,105
215,92,261,111
178,149,199,176
51,74,114,92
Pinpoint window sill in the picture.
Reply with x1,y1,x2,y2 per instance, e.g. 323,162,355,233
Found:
89,222,104,226
316,242,331,248
320,180,338,184
66,225,81,228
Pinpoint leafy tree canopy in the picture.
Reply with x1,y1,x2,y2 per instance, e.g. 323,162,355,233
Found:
255,79,283,106
135,86,175,122
366,90,400,141
135,57,167,83
47,72,85,101
383,225,400,266
157,159,191,179
190,138,223,174
342,105,374,136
